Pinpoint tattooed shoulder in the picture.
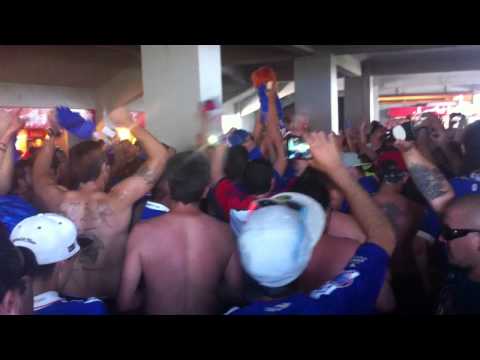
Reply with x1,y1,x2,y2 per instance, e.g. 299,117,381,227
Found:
409,164,448,201
78,236,105,269
135,163,158,186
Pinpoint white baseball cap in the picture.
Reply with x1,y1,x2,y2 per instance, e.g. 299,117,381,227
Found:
231,192,326,288
10,214,80,265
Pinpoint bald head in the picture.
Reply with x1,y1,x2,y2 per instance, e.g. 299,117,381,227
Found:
446,195,480,228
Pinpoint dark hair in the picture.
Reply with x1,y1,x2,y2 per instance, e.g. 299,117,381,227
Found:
165,151,211,205
462,121,480,175
368,121,384,140
243,159,273,195
16,246,56,281
224,145,249,182
67,141,108,190
290,167,330,208
0,223,27,302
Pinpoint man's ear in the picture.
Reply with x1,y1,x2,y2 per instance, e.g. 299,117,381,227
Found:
0,290,22,315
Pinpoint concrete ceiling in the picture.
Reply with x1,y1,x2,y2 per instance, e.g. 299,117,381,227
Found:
2,45,480,103
0,45,141,89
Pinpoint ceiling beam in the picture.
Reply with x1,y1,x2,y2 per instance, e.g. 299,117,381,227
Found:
335,55,362,77
273,45,316,55
364,48,480,76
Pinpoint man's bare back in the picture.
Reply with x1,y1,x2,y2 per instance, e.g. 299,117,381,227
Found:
129,209,238,314
32,107,168,300
58,190,132,299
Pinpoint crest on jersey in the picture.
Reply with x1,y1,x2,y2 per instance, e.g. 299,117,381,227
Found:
310,270,360,299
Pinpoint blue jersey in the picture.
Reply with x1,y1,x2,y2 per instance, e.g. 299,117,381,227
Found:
34,291,107,315
248,147,264,161
437,265,480,315
0,195,39,234
226,243,389,315
140,201,170,221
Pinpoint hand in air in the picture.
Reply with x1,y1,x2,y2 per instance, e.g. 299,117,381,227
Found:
305,131,344,172
109,107,134,128
394,139,415,153
0,110,25,137
266,80,278,100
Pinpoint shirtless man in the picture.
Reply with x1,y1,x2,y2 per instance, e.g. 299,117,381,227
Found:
32,107,168,299
118,151,244,314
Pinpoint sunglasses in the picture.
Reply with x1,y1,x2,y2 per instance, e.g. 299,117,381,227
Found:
441,224,480,242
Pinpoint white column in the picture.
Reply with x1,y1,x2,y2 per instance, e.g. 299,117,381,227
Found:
294,53,338,133
141,45,223,151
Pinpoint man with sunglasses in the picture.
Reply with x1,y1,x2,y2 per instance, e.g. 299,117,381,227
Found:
396,137,480,314
226,131,396,315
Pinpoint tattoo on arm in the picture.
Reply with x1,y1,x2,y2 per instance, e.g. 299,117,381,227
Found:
409,164,449,201
135,163,158,186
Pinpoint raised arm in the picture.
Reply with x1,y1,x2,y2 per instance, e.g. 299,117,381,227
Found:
0,111,24,195
108,107,168,209
395,140,454,215
306,132,396,255
210,143,229,185
265,83,287,176
32,132,67,211
251,112,263,146
358,121,378,161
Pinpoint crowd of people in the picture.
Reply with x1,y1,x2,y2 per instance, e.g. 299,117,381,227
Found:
1,82,480,315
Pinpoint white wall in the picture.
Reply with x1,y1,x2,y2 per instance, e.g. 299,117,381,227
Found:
141,45,222,150
0,82,96,109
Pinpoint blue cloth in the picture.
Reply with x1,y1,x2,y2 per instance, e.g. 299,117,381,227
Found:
140,201,169,221
227,130,250,147
227,243,389,315
0,195,39,234
450,177,480,197
418,206,442,242
34,292,107,315
340,176,380,213
437,265,480,314
56,106,95,140
257,84,285,128
248,146,264,161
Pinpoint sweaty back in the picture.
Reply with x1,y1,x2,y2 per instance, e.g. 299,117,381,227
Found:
136,211,236,314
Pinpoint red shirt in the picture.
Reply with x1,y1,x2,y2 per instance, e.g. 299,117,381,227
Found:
213,178,256,222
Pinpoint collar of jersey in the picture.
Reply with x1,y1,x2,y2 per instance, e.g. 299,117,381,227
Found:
145,201,170,212
34,291,64,311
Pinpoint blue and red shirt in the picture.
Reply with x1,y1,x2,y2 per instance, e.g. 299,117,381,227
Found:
213,178,256,222
226,243,389,315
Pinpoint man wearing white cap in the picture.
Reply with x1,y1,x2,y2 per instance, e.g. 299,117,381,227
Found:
10,214,107,315
226,131,396,315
